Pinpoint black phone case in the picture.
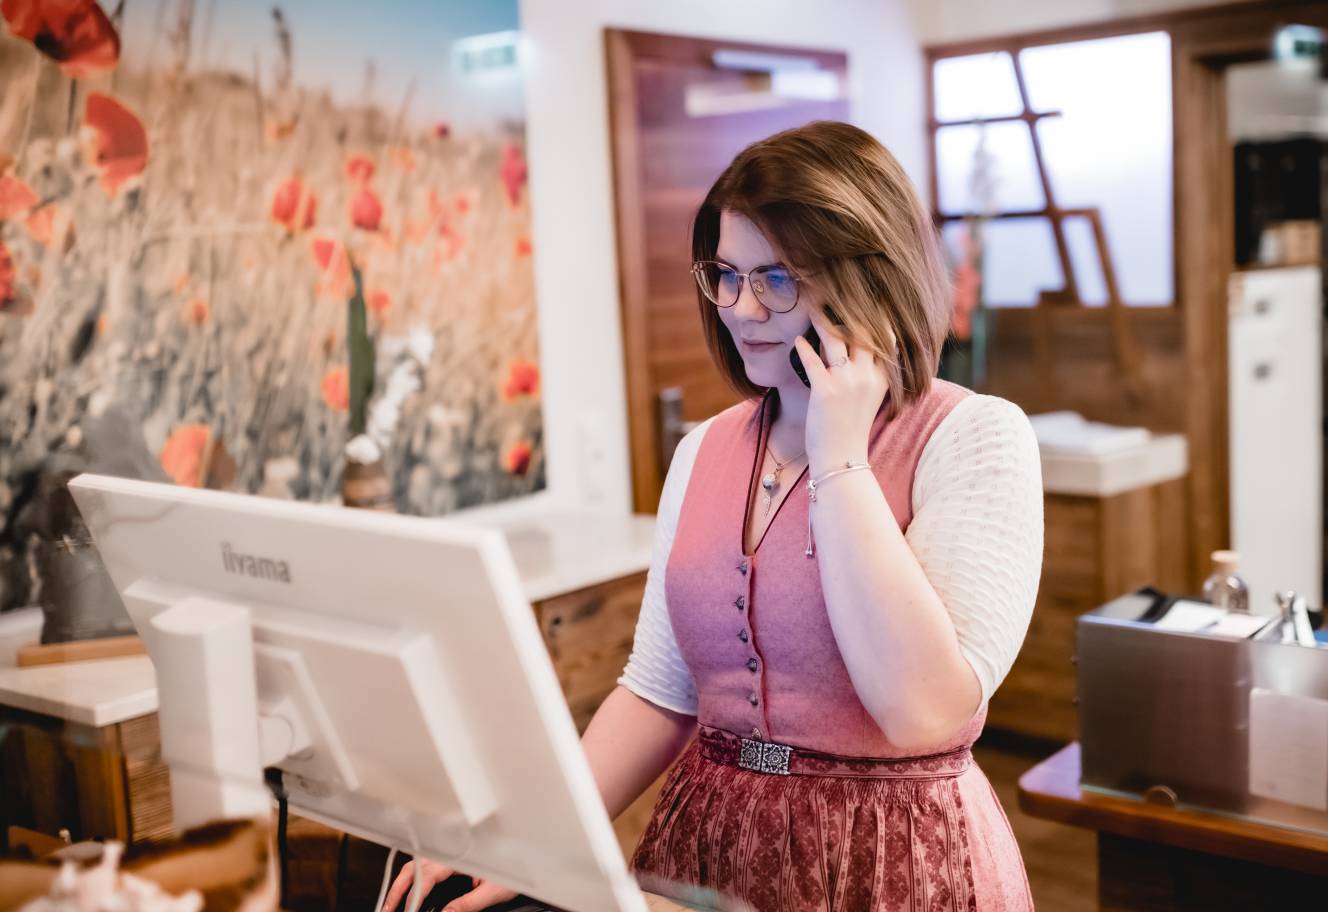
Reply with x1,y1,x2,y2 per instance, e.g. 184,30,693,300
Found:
789,327,821,388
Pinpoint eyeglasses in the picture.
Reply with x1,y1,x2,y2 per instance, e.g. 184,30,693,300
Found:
691,260,803,314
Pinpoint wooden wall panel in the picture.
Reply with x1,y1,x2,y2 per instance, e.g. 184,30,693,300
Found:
983,310,1185,433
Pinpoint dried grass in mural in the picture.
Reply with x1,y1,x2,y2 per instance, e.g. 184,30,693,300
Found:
0,1,543,612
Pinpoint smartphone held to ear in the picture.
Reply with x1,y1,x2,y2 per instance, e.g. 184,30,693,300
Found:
789,327,821,388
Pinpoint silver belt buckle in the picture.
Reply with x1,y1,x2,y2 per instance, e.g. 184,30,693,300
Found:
738,737,792,775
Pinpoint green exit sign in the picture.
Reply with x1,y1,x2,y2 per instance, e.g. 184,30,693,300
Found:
1274,24,1324,63
454,30,520,76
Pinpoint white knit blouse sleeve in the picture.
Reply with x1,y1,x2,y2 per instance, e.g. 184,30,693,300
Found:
906,394,1044,703
616,417,714,716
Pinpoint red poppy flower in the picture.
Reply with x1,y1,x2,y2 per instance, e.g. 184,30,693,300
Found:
431,227,463,272
270,176,317,232
2,0,120,79
310,236,353,300
514,235,532,258
83,92,147,196
186,297,208,325
499,142,526,207
0,175,37,218
321,366,349,412
501,360,539,400
350,186,382,231
0,239,17,307
503,440,533,476
160,425,210,487
23,204,55,246
0,176,55,246
368,288,391,316
454,193,471,216
345,155,375,185
310,236,339,271
432,122,451,140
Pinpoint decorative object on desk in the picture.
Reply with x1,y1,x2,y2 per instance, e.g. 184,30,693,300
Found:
0,820,275,912
3,406,166,642
0,0,544,611
34,469,134,645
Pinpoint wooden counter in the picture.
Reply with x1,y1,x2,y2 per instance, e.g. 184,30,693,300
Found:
1018,742,1328,910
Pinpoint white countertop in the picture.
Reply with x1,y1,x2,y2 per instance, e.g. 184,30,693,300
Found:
468,511,656,603
0,511,656,727
0,656,158,727
1040,433,1189,497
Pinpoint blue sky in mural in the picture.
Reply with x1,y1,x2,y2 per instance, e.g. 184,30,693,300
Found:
119,0,523,132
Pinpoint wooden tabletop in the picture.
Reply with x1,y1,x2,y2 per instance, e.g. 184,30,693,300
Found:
1017,742,1328,876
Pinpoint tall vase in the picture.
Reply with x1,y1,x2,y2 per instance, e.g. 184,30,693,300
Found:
341,458,394,511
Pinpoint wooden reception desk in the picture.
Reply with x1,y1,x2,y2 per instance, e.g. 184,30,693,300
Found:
1018,743,1328,911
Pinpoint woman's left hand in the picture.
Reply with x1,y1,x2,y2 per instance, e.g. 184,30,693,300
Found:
792,307,891,473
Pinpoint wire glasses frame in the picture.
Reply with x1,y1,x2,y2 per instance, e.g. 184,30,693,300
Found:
691,260,804,314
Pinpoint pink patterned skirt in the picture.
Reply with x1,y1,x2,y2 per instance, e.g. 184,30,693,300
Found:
630,726,1033,912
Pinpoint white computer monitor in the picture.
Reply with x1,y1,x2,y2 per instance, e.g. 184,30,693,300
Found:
67,473,648,912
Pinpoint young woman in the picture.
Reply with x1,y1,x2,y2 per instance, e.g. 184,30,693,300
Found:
387,121,1043,912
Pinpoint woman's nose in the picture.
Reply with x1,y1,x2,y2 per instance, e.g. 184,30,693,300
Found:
733,278,767,320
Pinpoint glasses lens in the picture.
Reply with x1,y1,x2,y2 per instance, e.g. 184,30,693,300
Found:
752,265,798,313
694,262,740,306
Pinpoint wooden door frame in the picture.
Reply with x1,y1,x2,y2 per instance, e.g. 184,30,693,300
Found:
926,0,1328,587
603,28,849,514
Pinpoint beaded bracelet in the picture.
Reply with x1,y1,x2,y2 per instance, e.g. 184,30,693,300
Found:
804,461,871,557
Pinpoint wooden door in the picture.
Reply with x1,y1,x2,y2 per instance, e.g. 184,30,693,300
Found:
605,29,849,514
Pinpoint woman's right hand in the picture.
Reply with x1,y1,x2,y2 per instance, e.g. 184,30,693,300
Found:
381,859,517,912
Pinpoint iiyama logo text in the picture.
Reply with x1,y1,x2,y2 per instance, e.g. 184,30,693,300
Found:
221,542,292,583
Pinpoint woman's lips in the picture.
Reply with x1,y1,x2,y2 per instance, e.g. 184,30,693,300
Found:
741,339,782,352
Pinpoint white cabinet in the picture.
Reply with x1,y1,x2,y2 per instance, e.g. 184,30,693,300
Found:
1228,266,1323,614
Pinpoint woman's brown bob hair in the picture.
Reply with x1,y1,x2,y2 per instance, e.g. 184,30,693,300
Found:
693,121,952,420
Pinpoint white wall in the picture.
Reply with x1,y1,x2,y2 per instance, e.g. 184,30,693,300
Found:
457,0,926,522
909,0,1247,45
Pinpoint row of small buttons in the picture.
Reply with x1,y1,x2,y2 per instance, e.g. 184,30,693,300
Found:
737,558,759,722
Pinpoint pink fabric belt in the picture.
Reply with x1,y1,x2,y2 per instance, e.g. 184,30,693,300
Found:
698,724,973,780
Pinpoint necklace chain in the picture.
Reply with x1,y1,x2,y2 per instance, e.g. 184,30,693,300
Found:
760,443,805,516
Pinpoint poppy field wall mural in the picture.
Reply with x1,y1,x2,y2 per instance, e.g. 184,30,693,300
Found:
0,0,543,613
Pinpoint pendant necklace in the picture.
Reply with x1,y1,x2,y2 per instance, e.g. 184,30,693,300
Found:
761,444,805,515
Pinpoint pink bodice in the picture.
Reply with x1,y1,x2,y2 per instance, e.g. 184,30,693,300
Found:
664,380,985,758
